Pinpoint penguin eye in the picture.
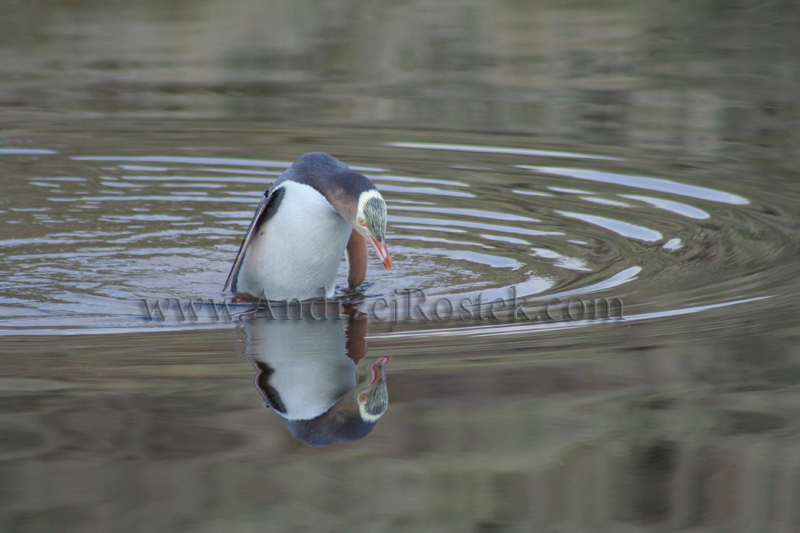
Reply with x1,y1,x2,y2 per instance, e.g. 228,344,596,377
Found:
359,392,368,403
357,216,367,227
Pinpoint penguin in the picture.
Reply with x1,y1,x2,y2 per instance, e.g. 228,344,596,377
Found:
240,315,391,447
224,152,391,300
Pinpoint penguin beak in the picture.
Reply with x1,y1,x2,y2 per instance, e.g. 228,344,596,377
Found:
368,355,391,384
367,235,392,270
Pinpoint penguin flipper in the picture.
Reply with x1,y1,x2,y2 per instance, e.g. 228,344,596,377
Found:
223,187,285,293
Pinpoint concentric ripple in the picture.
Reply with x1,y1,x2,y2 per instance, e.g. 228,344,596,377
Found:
0,132,794,333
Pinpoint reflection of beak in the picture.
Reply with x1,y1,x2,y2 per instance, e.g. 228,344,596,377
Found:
367,235,392,270
368,355,391,384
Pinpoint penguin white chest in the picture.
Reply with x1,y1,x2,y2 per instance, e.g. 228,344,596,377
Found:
238,182,353,300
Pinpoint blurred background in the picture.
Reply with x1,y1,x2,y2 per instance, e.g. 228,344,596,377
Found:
3,0,797,160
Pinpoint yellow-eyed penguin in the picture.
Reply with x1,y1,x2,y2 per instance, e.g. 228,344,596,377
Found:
224,152,391,300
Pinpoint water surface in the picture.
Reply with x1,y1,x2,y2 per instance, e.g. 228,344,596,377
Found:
2,1,800,531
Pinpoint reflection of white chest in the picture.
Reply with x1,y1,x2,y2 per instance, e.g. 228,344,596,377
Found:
239,181,352,300
245,319,356,421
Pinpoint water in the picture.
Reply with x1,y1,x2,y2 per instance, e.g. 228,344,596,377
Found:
2,1,800,531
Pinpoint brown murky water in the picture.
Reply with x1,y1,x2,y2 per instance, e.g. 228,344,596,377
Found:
2,1,800,531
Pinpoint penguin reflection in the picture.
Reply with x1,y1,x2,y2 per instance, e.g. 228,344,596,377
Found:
238,307,390,447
